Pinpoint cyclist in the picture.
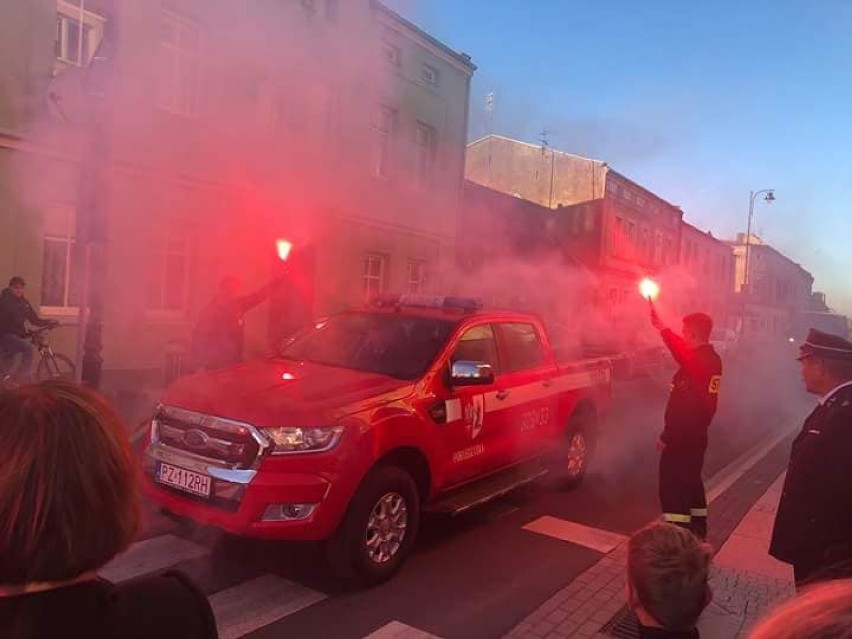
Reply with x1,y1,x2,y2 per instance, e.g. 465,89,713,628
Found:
0,276,59,382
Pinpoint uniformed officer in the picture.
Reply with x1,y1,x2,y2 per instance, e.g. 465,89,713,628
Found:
769,328,852,588
650,310,722,540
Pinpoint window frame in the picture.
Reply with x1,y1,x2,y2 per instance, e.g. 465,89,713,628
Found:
146,235,191,318
374,105,397,178
158,9,202,117
450,323,502,376
420,62,439,86
406,260,426,294
363,253,388,301
55,1,105,67
494,321,547,374
40,204,80,316
414,121,436,185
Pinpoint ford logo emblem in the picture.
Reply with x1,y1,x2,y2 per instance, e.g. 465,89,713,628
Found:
183,429,209,449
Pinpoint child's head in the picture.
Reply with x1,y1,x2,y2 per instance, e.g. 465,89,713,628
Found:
627,522,712,630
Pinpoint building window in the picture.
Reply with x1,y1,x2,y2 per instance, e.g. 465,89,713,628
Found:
406,261,426,294
324,0,338,21
415,122,436,184
55,15,92,65
374,105,397,178
641,227,651,261
54,3,105,67
159,11,201,116
654,231,664,265
625,220,636,256
147,238,190,312
606,180,619,196
636,196,648,209
363,254,387,299
421,63,439,86
41,206,81,310
382,42,401,66
612,216,623,256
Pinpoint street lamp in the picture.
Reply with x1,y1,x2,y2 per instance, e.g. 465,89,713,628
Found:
743,189,775,293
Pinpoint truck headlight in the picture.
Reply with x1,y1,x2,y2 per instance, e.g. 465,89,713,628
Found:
264,426,344,454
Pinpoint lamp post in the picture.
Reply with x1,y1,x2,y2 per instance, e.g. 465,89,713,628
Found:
740,189,775,340
743,189,775,293
74,3,115,388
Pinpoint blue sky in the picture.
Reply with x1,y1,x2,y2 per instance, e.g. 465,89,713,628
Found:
386,0,852,315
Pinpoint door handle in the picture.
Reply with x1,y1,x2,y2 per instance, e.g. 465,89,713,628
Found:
542,379,553,388
495,389,510,401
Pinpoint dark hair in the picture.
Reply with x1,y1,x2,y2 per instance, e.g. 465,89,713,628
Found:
0,380,140,583
683,313,713,342
750,579,852,639
9,276,25,288
628,522,712,630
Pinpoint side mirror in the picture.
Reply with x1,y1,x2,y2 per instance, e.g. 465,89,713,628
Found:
450,360,495,386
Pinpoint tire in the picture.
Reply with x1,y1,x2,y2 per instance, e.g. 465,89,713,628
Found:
325,466,420,588
551,407,597,490
36,353,76,381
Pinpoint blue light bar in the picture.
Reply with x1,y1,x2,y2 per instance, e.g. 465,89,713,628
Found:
371,293,482,312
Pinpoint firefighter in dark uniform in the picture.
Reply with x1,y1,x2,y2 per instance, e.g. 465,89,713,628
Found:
191,274,285,371
651,310,722,540
769,328,852,588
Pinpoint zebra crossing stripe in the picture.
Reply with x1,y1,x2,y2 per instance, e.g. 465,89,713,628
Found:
99,534,209,583
522,516,627,553
209,573,327,639
363,621,444,638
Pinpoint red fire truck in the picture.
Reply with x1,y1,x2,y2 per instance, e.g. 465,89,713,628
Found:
144,295,612,585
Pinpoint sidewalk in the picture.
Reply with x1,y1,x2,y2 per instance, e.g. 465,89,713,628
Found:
504,430,796,639
697,473,794,637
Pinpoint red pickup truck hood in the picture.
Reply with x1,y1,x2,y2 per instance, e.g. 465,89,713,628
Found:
160,359,414,426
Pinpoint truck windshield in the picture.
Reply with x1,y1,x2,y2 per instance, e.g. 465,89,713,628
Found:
279,312,457,380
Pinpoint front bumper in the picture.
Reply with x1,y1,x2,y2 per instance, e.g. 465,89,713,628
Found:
143,443,350,541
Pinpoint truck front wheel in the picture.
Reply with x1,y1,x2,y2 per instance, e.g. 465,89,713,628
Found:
325,466,420,587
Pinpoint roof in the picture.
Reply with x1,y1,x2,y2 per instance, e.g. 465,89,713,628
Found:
681,221,732,249
605,168,683,213
467,135,683,212
725,237,814,280
374,1,476,72
467,134,605,165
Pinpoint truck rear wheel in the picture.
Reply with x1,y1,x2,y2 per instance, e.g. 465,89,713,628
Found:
551,408,596,490
325,466,420,587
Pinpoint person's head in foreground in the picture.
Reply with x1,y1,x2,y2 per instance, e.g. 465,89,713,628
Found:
627,522,713,632
0,379,140,590
749,578,852,639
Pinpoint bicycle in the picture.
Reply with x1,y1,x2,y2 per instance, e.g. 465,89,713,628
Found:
1,325,76,387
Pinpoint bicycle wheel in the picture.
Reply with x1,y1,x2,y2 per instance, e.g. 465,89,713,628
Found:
37,353,76,381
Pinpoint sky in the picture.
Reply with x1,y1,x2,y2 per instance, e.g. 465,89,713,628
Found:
386,0,852,315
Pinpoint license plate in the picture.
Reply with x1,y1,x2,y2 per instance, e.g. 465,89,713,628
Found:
155,462,212,498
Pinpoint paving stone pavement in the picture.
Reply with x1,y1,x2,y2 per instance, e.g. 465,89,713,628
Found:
504,432,797,639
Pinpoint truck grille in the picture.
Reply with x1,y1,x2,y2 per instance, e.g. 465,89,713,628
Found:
154,408,264,468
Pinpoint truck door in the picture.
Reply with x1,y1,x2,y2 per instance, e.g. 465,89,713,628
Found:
492,321,558,463
439,323,506,486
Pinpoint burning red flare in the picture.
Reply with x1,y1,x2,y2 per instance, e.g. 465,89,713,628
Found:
276,238,293,262
639,278,660,301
